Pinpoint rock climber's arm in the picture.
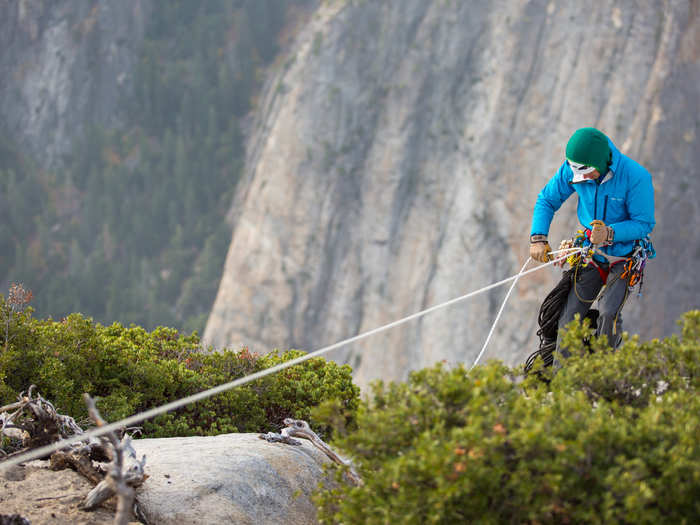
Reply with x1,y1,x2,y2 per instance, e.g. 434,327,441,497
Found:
530,162,575,237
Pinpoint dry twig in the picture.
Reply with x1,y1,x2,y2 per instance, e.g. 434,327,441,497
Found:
1,387,147,525
79,394,147,525
0,386,86,457
260,418,363,486
2,283,32,353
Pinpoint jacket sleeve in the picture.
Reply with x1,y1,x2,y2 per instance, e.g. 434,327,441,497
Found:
530,162,575,236
609,167,655,242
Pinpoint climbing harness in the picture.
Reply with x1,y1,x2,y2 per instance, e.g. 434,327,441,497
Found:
524,230,655,376
560,228,655,298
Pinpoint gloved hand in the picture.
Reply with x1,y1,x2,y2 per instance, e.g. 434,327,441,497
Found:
590,220,614,245
529,234,551,263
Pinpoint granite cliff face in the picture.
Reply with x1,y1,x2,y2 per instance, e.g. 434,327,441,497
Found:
0,0,149,168
2,0,697,390
205,0,700,387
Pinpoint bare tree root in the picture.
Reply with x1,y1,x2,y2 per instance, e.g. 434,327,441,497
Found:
50,449,106,485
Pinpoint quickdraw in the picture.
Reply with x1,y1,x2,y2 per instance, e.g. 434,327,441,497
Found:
621,258,641,286
618,237,655,295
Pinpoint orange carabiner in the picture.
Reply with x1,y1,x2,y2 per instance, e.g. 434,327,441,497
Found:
621,259,634,280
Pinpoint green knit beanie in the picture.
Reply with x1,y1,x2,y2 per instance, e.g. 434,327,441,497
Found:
565,127,611,175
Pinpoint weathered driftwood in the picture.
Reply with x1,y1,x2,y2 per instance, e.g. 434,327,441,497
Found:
81,449,147,508
79,394,147,525
0,388,111,480
0,385,87,458
0,412,24,442
50,448,106,484
260,418,363,486
1,387,148,525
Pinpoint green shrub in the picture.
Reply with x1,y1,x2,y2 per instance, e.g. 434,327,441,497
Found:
0,294,359,439
314,311,700,524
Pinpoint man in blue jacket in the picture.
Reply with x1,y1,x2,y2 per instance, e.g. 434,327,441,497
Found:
530,127,655,363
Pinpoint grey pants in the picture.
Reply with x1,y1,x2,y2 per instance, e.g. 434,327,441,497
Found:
554,262,630,367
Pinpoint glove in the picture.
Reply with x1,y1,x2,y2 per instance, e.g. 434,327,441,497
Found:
589,220,614,245
529,234,551,263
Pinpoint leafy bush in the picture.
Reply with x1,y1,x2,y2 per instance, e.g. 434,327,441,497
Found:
314,311,700,524
0,294,359,438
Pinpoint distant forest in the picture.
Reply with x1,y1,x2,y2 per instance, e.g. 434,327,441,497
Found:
0,0,312,334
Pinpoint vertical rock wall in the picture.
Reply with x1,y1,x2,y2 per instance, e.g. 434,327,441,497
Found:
205,0,698,387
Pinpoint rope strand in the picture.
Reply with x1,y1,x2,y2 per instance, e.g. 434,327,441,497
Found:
0,247,581,472
471,257,532,370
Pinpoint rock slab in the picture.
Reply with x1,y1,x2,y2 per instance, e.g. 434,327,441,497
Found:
132,433,332,525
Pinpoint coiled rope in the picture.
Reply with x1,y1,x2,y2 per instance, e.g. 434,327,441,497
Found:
524,267,576,372
0,247,581,472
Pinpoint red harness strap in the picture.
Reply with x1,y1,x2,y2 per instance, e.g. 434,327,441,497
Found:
584,229,610,283
584,228,632,285
589,258,628,285
589,260,610,284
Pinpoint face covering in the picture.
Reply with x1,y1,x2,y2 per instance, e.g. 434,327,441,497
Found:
567,159,596,183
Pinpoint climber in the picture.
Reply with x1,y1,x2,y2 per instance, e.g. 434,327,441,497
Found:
528,127,655,368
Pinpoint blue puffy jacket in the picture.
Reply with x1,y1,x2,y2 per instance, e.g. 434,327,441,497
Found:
530,139,656,260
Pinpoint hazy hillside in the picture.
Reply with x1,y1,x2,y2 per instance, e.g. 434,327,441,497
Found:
0,0,314,332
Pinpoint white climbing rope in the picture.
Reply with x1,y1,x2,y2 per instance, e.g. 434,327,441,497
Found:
0,247,581,472
470,256,533,370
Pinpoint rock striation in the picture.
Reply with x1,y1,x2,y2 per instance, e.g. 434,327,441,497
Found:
204,0,700,388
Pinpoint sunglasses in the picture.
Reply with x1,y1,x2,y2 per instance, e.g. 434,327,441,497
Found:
567,159,596,175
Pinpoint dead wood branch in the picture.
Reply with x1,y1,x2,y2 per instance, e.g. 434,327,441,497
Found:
50,449,106,484
79,394,147,525
0,386,88,458
260,418,363,486
1,388,147,524
35,494,81,501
